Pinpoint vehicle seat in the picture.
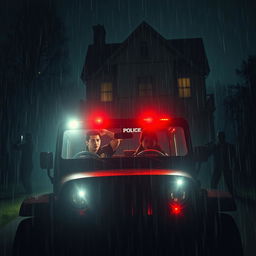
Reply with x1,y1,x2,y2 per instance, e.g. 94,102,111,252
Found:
123,150,136,157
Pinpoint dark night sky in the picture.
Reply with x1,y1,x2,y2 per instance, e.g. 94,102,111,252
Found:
55,0,256,87
1,0,256,129
1,0,256,88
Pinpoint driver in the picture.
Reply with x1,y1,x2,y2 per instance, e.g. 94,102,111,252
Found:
133,129,166,156
74,130,120,158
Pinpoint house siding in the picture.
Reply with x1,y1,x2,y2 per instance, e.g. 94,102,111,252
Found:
83,23,215,146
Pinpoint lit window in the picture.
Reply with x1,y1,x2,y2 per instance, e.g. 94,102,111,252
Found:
138,77,153,97
177,78,191,98
100,82,113,102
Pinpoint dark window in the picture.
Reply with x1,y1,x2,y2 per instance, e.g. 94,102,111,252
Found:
138,77,153,97
140,41,148,58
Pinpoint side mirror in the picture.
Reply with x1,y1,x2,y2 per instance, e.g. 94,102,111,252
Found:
193,146,209,162
40,152,53,170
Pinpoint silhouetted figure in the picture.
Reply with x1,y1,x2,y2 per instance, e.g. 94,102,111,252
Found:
13,133,33,194
208,131,236,195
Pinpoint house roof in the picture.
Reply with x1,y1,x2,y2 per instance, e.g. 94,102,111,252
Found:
82,43,120,82
168,38,210,75
81,22,210,82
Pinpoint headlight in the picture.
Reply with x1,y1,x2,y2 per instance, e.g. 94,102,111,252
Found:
71,188,88,209
169,178,187,201
176,178,184,187
168,178,187,215
170,191,186,201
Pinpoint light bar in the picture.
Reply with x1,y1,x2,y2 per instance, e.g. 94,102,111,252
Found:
95,117,103,124
143,117,153,123
68,120,80,129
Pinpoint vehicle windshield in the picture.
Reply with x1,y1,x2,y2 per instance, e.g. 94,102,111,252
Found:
61,126,188,159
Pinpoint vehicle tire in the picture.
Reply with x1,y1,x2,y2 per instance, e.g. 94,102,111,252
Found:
216,213,243,256
13,218,51,256
205,213,243,256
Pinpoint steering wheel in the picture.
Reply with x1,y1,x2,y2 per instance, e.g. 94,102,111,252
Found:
135,149,166,157
74,151,100,159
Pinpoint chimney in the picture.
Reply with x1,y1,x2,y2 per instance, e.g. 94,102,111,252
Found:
93,25,106,47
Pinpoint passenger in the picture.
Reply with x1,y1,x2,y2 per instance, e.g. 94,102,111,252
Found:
75,129,120,158
133,129,166,156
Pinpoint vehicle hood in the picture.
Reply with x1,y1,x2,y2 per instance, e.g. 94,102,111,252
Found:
61,169,193,185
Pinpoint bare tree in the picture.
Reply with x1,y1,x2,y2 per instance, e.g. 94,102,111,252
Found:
224,56,256,179
0,0,70,185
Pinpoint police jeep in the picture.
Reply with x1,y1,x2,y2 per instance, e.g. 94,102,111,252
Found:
13,116,243,256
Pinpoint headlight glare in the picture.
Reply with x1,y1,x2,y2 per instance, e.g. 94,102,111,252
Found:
78,190,86,198
176,178,184,186
71,188,88,209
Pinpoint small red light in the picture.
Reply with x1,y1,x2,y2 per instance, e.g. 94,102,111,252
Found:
160,118,169,121
147,204,153,216
79,209,86,216
170,203,182,215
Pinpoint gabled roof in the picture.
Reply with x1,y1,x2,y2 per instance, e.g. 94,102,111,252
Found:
168,38,210,75
82,43,120,82
81,22,210,82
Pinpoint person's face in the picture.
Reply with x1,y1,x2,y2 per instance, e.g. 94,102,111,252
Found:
86,135,101,153
141,136,156,149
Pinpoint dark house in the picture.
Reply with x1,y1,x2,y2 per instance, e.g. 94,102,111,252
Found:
81,22,215,145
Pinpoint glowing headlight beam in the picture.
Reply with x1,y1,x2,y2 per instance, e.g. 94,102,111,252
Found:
71,187,88,209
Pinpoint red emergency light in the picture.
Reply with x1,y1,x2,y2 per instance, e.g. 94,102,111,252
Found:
147,204,153,216
84,110,108,128
141,116,171,128
91,116,109,129
95,117,103,124
143,117,154,123
169,203,182,215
